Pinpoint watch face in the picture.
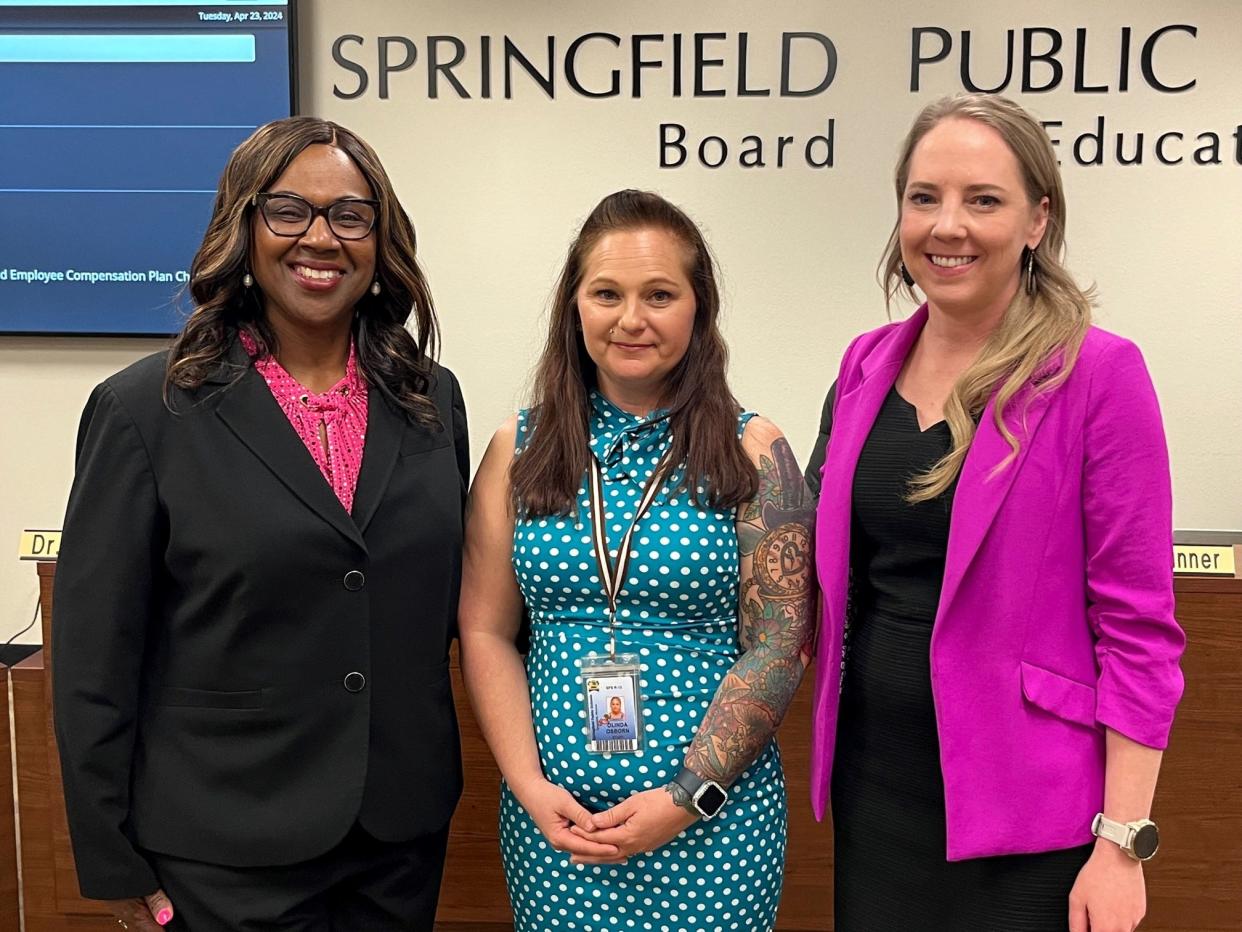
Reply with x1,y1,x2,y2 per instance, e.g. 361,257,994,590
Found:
1132,823,1160,860
696,783,727,817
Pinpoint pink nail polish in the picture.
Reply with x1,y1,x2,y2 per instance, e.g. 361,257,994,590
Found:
156,908,173,925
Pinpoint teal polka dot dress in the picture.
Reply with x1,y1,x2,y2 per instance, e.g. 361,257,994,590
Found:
499,391,787,932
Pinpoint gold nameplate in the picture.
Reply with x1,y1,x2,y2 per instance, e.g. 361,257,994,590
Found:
1172,544,1236,577
18,529,61,561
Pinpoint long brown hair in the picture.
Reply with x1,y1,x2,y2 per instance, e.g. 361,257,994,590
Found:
511,190,756,516
878,94,1093,502
165,116,441,425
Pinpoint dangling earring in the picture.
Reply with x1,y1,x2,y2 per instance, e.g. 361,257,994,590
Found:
370,279,382,297
242,272,254,288
900,261,915,288
1024,248,1037,296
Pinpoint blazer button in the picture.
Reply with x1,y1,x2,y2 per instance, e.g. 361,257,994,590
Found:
343,671,366,693
343,570,366,591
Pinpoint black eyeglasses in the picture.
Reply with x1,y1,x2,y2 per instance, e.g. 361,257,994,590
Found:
252,192,380,241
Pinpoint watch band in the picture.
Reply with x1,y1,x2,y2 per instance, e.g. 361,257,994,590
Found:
670,767,727,818
1092,813,1160,861
671,766,706,800
1091,813,1131,848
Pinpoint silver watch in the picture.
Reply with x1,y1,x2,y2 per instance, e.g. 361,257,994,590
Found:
670,767,728,819
1091,813,1160,861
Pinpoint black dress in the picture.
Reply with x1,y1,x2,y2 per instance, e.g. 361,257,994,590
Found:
814,386,1092,932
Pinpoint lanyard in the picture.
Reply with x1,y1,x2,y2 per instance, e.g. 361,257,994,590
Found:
587,446,673,659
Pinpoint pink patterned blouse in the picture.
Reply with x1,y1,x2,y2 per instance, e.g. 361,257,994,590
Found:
240,331,368,513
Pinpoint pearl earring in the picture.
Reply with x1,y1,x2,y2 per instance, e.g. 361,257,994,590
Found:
370,279,382,297
242,272,254,288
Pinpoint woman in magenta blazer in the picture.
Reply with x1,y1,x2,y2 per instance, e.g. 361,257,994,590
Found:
805,94,1184,931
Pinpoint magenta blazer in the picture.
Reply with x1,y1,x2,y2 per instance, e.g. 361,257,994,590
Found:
811,306,1185,860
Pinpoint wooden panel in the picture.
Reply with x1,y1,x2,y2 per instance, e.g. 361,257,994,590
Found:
434,645,513,927
774,662,832,931
11,651,115,932
22,562,1242,930
36,562,55,665
0,665,21,932
1143,583,1242,931
40,631,104,911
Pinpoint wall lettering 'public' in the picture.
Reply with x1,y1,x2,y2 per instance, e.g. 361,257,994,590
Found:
909,25,1198,93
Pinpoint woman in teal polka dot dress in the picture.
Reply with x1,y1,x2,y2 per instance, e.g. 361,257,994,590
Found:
460,190,816,932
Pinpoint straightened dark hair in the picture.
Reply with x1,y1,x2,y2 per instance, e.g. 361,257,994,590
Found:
512,189,756,516
164,116,441,425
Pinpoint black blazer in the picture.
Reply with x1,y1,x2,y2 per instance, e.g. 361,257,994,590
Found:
52,343,468,899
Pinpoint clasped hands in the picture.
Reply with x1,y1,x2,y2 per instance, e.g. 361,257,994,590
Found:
517,779,698,866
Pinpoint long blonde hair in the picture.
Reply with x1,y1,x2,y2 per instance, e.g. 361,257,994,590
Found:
878,94,1094,502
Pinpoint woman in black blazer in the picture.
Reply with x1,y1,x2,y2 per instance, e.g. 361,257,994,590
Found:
52,117,467,931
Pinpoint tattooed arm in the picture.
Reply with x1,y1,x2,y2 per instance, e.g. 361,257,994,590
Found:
578,419,815,860
674,417,817,799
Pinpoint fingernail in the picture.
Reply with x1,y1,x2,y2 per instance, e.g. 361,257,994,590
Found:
156,908,173,925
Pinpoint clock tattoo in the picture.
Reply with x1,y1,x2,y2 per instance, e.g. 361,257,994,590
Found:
755,523,811,597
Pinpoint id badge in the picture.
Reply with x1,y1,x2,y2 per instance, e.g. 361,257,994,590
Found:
579,653,644,754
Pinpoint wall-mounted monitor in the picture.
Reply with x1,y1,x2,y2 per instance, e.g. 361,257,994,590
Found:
0,0,297,335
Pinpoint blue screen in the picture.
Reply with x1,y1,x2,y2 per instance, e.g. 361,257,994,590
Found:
0,1,293,334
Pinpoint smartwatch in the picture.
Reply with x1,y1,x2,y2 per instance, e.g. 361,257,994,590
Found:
1091,813,1160,862
670,767,728,820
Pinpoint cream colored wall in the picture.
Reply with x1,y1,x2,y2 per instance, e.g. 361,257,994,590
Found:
3,0,1239,642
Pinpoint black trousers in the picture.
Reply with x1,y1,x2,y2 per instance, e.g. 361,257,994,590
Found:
142,822,449,932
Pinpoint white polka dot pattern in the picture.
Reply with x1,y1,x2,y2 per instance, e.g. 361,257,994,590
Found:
500,393,788,931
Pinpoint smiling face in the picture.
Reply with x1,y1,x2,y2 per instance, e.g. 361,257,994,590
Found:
900,117,1048,320
250,143,376,341
576,227,697,412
